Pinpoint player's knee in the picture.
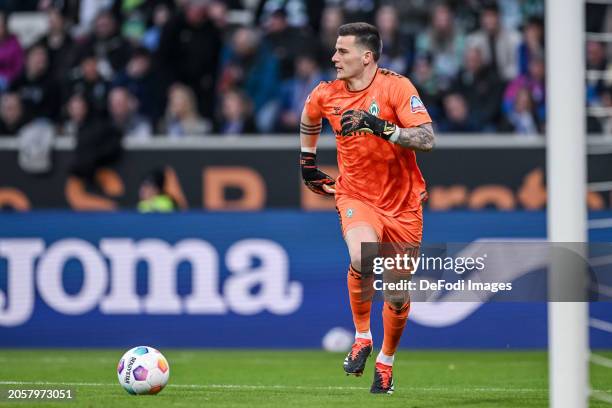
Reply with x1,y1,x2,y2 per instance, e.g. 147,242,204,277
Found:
386,300,410,314
345,225,378,273
348,246,363,272
350,258,362,273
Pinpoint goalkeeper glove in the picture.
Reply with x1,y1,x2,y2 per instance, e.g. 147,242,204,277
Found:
300,152,335,196
340,109,398,140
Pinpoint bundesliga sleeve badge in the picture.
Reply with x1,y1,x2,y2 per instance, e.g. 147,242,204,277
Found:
410,95,426,113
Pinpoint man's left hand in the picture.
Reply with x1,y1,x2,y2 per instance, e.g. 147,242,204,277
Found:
340,109,397,140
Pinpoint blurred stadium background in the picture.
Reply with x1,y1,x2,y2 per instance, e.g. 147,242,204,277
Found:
0,0,611,406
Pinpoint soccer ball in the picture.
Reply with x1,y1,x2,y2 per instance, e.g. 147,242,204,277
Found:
117,346,170,395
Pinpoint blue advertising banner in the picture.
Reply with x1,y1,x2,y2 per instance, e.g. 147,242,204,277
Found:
0,211,611,349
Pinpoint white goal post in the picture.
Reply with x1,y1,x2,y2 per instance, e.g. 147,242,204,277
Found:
546,1,589,408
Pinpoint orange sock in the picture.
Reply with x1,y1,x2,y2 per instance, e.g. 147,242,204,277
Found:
381,301,410,356
347,265,374,334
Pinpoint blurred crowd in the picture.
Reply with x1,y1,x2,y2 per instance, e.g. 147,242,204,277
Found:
0,0,609,139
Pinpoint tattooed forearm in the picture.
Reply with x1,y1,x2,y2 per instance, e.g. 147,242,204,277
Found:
391,123,435,151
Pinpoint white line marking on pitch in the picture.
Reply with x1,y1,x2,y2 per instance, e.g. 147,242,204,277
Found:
0,381,558,393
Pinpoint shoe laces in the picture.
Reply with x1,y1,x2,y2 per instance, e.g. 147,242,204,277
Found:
375,362,393,389
350,338,371,360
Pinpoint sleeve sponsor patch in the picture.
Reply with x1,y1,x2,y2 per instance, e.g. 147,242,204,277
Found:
410,95,426,113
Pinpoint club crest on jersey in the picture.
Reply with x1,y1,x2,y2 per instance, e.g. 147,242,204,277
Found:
410,95,426,113
368,100,380,117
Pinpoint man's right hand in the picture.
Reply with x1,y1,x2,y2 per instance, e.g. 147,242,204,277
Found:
300,152,336,196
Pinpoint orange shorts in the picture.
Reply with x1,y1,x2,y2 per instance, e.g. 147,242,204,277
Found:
335,195,423,244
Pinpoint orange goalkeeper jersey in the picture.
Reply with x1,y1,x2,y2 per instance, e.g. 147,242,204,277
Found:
304,68,432,216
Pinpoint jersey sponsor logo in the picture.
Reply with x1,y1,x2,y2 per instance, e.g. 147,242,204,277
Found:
346,208,354,218
368,100,380,117
410,95,426,113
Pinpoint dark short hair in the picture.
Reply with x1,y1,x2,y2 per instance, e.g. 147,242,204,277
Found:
337,22,382,61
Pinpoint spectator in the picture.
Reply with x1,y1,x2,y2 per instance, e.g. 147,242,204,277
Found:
375,4,414,75
412,53,443,121
0,93,27,135
68,106,124,210
593,87,612,134
255,0,311,28
69,94,122,178
451,0,482,34
77,10,132,78
160,83,211,137
318,6,344,74
113,47,162,123
503,55,545,125
451,45,504,130
157,0,223,120
141,2,172,51
10,45,62,121
108,87,152,140
518,17,544,75
219,26,280,132
37,0,79,22
65,51,111,118
207,0,229,30
216,88,257,135
586,40,609,106
416,2,466,90
438,92,482,132
277,53,325,132
466,3,521,82
497,0,543,31
37,7,76,84
330,0,376,24
68,0,115,38
262,8,316,80
0,11,24,91
519,0,545,22
137,168,178,212
387,1,432,35
111,0,176,45
62,92,88,137
501,87,541,134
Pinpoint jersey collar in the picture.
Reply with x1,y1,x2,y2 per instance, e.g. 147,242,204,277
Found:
344,67,379,93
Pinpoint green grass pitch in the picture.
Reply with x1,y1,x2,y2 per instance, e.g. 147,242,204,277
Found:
0,349,610,407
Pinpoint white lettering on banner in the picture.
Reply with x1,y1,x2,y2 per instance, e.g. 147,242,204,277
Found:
37,239,108,315
0,238,303,326
0,239,44,327
181,239,227,314
100,239,226,314
225,239,302,315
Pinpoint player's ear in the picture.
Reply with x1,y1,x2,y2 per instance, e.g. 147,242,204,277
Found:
362,50,373,65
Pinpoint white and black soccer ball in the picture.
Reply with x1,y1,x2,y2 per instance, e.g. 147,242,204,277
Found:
117,346,170,395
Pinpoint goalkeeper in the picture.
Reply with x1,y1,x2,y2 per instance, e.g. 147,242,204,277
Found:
299,22,435,394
